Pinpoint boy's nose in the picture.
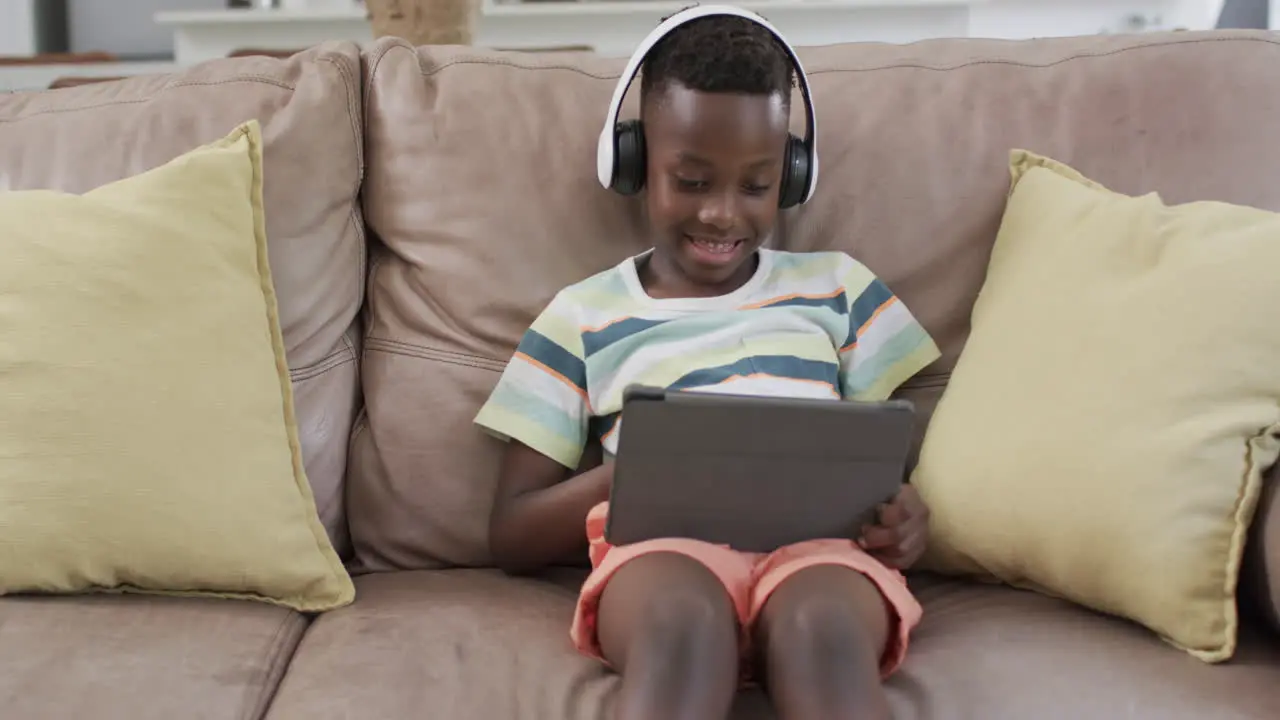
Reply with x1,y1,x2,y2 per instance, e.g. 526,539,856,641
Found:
697,192,737,230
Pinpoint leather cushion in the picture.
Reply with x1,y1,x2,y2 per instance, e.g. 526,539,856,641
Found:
264,569,1280,719
0,594,306,720
350,31,1280,584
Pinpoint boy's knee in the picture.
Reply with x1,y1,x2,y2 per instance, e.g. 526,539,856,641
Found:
641,577,735,643
761,567,888,662
619,554,736,651
774,593,862,645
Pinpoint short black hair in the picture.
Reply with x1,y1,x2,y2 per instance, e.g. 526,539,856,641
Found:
639,13,795,107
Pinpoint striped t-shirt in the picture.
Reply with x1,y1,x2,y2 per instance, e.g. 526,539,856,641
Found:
474,248,941,469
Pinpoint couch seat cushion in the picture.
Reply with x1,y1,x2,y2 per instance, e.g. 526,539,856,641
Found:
0,594,307,720
264,569,618,719
264,569,1279,719
901,576,1280,719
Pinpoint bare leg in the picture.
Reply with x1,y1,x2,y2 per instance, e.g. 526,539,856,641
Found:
755,564,894,720
597,551,740,720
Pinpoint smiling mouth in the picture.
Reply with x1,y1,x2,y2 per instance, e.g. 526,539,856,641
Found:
685,235,745,256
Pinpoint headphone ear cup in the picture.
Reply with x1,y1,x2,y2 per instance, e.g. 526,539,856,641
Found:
612,119,647,195
777,134,811,209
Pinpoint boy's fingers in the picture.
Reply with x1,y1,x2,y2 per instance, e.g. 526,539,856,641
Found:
878,501,908,526
897,531,924,559
859,524,901,550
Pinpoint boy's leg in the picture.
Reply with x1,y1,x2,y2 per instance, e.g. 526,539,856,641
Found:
754,564,892,720
748,541,922,720
595,551,741,720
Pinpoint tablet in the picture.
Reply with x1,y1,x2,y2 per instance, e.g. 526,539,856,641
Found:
604,386,915,554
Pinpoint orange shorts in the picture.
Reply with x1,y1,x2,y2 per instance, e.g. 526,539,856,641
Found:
569,501,922,679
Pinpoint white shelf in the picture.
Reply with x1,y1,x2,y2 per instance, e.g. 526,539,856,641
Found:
0,0,1229,93
154,8,368,25
485,0,986,14
154,0,981,63
155,0,985,25
149,0,1226,66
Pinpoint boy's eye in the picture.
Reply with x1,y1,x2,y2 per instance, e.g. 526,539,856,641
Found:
742,183,772,195
674,176,709,191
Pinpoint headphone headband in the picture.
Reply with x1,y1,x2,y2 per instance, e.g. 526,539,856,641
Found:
595,4,820,204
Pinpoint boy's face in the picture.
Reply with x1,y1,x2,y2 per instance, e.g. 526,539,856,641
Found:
642,81,790,294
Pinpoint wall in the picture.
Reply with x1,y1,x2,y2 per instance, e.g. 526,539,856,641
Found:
0,0,68,55
0,1,40,56
68,0,222,57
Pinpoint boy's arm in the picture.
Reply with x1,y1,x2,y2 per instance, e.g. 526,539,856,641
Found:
475,291,603,574
489,442,611,575
837,259,940,402
838,258,940,570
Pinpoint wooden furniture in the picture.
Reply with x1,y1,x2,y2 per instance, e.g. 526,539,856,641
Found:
228,47,307,58
48,75,126,90
493,44,593,52
0,51,117,66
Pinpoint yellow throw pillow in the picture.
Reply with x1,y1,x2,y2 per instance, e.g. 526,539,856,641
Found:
912,150,1280,662
0,121,354,611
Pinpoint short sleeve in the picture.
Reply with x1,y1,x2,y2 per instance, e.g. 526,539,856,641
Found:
837,258,941,401
474,291,591,469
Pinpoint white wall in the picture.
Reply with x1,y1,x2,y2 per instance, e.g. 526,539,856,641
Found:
68,0,222,57
0,1,40,56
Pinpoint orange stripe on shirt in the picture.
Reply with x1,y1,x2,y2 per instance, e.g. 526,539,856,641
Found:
580,315,631,334
738,287,845,311
513,351,590,402
839,295,899,354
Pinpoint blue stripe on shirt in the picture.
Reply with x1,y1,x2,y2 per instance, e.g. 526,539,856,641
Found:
515,328,587,392
582,317,669,357
668,355,840,392
845,279,895,349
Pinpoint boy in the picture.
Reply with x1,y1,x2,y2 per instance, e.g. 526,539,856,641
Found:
475,12,940,720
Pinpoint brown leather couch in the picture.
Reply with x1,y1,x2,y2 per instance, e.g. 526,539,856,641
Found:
1,30,1278,720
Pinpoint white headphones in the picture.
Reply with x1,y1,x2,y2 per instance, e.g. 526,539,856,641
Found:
594,4,821,209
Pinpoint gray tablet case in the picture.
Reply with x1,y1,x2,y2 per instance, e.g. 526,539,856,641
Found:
605,386,915,554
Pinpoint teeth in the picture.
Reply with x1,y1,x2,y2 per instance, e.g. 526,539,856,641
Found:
692,239,737,254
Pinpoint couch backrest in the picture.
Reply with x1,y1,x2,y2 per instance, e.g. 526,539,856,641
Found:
347,30,1280,572
0,42,367,558
5,30,1279,575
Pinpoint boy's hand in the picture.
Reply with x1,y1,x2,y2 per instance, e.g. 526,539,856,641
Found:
857,484,930,570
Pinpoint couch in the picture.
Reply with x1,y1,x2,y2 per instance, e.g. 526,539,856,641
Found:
0,28,1277,720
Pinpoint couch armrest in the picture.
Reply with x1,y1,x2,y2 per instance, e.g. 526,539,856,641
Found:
1243,465,1279,638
